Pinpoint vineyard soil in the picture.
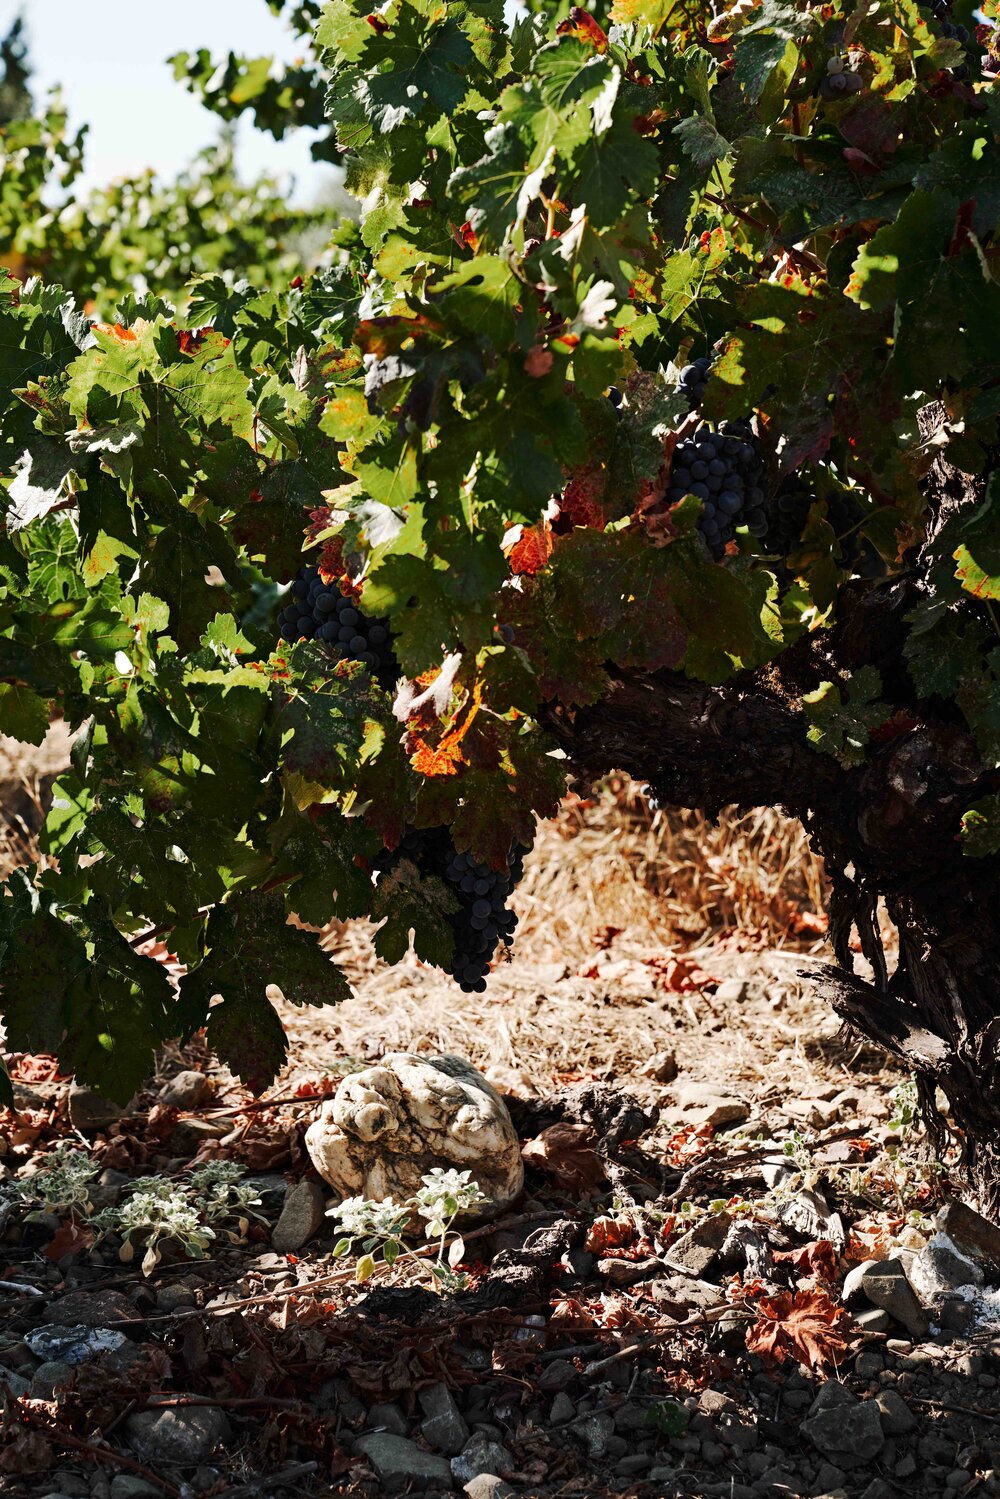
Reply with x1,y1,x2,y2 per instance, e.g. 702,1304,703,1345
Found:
6,758,1000,1498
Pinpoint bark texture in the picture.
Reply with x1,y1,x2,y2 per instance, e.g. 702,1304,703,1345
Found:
541,433,1000,1208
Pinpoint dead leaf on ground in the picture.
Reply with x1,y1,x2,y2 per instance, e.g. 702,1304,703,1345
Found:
521,1122,606,1191
773,1239,839,1285
744,1286,850,1372
585,1215,637,1254
44,1219,96,1262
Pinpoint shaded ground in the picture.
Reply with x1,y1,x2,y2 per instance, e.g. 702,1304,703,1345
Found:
3,742,998,1499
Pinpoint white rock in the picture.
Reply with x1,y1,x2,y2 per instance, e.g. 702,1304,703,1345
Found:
305,1053,523,1226
908,1233,984,1300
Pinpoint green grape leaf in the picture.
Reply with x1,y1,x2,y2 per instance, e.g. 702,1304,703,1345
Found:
178,890,350,1093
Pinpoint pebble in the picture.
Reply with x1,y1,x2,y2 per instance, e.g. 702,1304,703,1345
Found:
550,1392,575,1424
463,1478,514,1499
674,1081,749,1126
46,1291,136,1328
874,1388,916,1435
25,1324,126,1365
30,1361,76,1398
109,1479,164,1499
354,1432,454,1492
159,1070,213,1108
861,1259,928,1339
271,1179,327,1253
663,1212,732,1277
419,1382,470,1456
451,1433,514,1486
126,1403,231,1465
800,1387,884,1469
368,1402,408,1436
67,1083,125,1131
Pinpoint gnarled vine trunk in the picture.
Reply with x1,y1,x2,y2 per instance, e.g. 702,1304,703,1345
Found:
541,434,1000,1210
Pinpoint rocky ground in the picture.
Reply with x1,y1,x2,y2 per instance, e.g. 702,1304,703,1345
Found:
2,757,999,1499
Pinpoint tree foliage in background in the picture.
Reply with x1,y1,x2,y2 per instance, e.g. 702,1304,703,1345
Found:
3,0,1000,1193
0,21,333,312
170,0,341,165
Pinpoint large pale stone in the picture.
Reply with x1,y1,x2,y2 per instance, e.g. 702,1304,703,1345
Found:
305,1053,523,1225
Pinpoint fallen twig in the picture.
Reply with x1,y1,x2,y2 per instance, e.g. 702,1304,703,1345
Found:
212,1461,320,1498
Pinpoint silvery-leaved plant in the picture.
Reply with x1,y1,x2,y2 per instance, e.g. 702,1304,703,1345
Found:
328,1169,484,1289
13,1144,100,1215
93,1161,265,1276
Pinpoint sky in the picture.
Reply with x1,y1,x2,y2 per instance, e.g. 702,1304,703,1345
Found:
0,0,330,201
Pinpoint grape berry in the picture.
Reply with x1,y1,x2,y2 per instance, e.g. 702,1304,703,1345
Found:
678,355,713,412
765,475,884,578
277,565,398,683
665,418,767,559
926,0,975,80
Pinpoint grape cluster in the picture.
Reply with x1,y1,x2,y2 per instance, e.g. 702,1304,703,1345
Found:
818,62,864,99
386,829,527,994
765,476,884,578
927,1,975,80
445,842,525,993
665,419,767,559
678,356,713,412
277,565,398,682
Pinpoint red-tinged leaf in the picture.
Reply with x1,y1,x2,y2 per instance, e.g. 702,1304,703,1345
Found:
745,1287,851,1372
550,1296,597,1327
44,1219,96,1262
507,523,554,576
773,1239,840,1285
585,1215,637,1254
787,907,828,938
662,1122,715,1167
557,462,612,532
7,1054,67,1083
556,7,609,52
93,322,141,344
353,313,442,359
521,1122,606,1191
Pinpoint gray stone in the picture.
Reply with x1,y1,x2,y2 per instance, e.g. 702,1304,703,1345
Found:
538,1359,575,1392
159,1070,213,1109
126,1404,231,1465
368,1402,409,1436
0,1365,30,1398
613,1400,651,1433
853,1308,893,1334
47,1290,137,1328
110,1479,164,1499
68,1082,125,1131
596,1255,660,1287
908,1235,983,1298
168,1117,230,1153
808,1381,857,1417
550,1392,575,1423
715,978,750,1005
814,1462,846,1490
842,1258,881,1305
354,1432,454,1492
44,1474,87,1497
875,1388,916,1435
647,1470,678,1487
615,1453,653,1476
155,1284,197,1312
25,1323,126,1365
858,1483,893,1499
419,1381,470,1456
801,1394,884,1469
937,1200,1000,1265
451,1432,514,1486
463,1479,514,1499
674,1081,748,1126
30,1361,75,1398
861,1259,928,1339
854,1350,883,1379
570,1410,615,1458
663,1211,732,1277
271,1178,326,1253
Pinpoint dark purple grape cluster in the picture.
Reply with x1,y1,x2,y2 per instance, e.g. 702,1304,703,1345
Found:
666,419,767,559
927,1,975,79
766,476,884,578
678,355,713,412
277,565,398,682
445,842,525,993
384,828,528,993
818,66,864,98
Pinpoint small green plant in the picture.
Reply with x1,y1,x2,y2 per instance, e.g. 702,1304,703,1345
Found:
888,1078,920,1138
14,1143,100,1215
328,1168,483,1289
93,1160,266,1275
647,1400,689,1442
